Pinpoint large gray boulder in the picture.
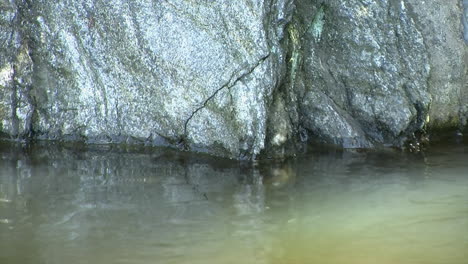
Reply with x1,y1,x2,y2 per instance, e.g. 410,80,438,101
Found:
1,0,293,159
1,0,466,159
282,0,467,150
407,0,467,129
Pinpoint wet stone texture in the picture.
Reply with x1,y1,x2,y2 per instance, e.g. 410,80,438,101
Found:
0,1,35,138
0,0,467,159
406,0,467,130
288,0,466,149
1,0,294,159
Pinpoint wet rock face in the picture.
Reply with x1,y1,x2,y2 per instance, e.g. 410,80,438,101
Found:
1,0,294,159
0,1,34,138
293,0,432,148
0,0,466,158
263,0,466,155
406,0,467,129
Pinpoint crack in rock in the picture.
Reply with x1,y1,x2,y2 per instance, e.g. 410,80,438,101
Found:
182,53,271,144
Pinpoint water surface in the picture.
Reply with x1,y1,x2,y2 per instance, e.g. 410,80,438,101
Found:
1,140,467,264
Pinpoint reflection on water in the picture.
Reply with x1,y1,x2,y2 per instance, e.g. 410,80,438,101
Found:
0,141,467,264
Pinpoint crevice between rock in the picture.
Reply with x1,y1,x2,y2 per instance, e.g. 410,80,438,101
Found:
181,53,271,147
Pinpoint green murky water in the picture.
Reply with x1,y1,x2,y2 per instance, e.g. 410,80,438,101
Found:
1,140,467,264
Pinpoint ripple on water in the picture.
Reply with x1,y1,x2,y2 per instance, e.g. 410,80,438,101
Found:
0,142,467,264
